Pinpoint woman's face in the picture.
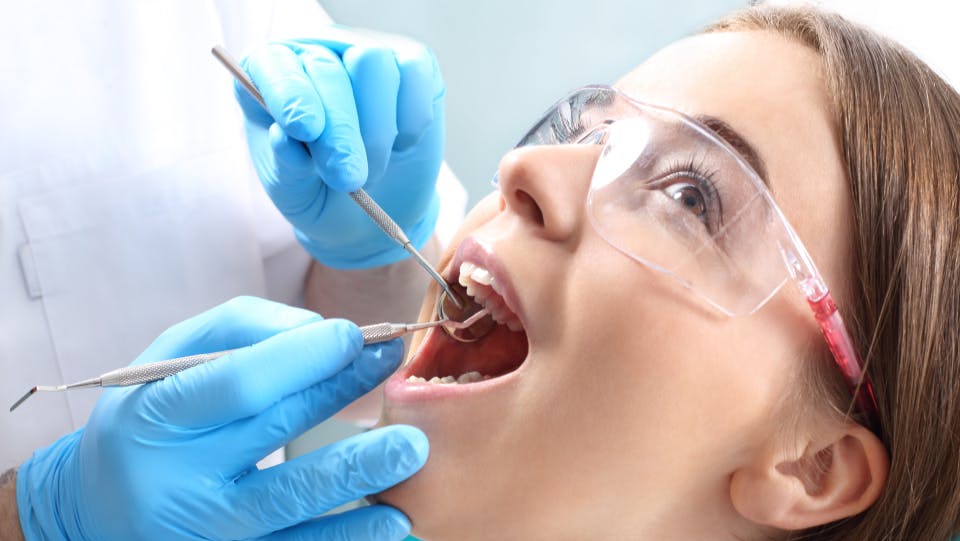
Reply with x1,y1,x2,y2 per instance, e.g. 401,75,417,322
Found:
377,30,853,540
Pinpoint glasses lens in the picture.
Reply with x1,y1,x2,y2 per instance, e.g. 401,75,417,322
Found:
511,86,794,315
587,112,791,315
494,86,628,187
516,86,630,147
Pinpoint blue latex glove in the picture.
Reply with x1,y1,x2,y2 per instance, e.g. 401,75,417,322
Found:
16,296,428,541
237,28,445,269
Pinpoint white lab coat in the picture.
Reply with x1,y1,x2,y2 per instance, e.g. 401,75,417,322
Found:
0,0,467,468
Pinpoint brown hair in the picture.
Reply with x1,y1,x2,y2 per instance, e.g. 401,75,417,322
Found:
708,5,960,541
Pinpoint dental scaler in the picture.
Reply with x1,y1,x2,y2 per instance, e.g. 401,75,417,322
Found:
9,310,489,413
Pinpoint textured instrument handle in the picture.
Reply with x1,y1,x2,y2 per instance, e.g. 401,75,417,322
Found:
105,350,236,387
360,323,400,345
349,190,409,244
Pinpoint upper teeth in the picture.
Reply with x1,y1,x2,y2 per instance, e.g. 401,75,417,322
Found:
461,262,494,286
458,262,523,332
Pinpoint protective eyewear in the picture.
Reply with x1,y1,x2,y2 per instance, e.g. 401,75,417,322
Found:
507,85,881,435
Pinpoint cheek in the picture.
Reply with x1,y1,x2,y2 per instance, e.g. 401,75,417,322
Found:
554,244,808,470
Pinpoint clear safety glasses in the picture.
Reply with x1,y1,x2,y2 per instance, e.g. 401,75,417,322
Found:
509,85,881,435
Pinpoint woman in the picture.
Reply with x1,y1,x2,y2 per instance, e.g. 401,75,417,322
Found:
375,5,960,540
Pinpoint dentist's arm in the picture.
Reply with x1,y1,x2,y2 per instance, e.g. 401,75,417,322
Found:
9,297,427,541
305,236,439,336
0,470,25,541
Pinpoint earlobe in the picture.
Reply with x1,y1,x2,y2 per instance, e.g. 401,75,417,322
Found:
730,423,889,530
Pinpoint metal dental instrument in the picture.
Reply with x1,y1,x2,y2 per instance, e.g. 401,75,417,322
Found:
210,45,462,309
9,309,489,413
436,289,497,343
356,308,488,345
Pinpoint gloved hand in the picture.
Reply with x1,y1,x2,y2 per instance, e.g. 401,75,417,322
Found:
236,28,445,269
16,296,427,541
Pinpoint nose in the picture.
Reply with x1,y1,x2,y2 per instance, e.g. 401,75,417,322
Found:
495,144,599,243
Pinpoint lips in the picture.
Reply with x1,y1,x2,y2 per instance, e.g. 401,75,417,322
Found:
386,237,530,400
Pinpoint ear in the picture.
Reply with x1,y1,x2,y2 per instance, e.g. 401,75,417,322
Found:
729,422,889,530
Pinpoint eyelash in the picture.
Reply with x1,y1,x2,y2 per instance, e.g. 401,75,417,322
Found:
654,158,724,232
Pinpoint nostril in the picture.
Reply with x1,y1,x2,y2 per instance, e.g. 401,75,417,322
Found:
513,189,544,227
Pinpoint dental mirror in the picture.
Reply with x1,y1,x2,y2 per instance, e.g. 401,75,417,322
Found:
436,288,496,342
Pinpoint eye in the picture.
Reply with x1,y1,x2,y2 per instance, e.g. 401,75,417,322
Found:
664,182,707,222
650,167,722,234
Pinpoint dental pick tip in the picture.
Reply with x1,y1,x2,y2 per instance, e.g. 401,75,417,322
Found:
10,387,37,412
10,385,67,412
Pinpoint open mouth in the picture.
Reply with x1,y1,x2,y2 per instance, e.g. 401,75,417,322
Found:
405,258,530,385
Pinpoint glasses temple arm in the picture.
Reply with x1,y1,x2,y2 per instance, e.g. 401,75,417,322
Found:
808,291,883,436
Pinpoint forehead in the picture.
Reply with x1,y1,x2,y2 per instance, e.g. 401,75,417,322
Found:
615,31,832,158
614,30,854,296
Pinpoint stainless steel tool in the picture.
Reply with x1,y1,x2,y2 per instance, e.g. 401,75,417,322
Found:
9,309,489,412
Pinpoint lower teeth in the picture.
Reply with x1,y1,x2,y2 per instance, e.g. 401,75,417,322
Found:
407,371,493,384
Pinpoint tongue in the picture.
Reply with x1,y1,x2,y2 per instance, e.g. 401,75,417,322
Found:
423,323,529,380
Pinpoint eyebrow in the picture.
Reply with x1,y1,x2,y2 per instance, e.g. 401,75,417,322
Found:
693,114,770,186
